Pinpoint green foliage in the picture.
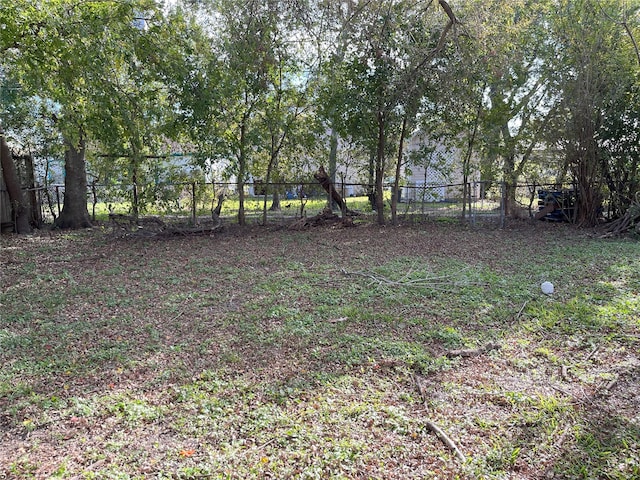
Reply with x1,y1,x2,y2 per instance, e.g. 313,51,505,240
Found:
4,0,640,227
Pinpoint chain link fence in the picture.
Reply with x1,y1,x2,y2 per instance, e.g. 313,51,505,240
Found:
31,180,583,228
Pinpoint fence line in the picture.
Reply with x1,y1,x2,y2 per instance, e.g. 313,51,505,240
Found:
21,180,583,229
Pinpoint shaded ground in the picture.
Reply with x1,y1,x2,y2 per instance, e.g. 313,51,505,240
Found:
0,220,638,479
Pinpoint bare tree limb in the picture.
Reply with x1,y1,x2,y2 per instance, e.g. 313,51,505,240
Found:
425,420,466,463
412,373,466,463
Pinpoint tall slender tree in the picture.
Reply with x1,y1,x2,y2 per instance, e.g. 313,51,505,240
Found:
323,0,457,225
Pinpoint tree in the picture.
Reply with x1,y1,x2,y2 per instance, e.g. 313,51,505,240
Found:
548,0,640,226
2,0,168,229
323,0,458,225
89,7,177,220
255,3,317,224
1,128,32,233
168,0,281,226
455,0,558,217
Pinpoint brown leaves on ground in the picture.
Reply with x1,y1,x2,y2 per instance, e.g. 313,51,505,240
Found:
0,220,638,479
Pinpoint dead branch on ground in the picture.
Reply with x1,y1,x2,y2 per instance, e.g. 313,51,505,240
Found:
340,266,485,291
446,342,501,358
289,207,354,230
412,373,466,463
602,199,640,237
109,213,223,238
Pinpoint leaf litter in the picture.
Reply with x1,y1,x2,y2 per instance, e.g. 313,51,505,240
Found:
0,221,638,479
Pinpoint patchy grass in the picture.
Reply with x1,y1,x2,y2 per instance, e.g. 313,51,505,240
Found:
1,221,638,479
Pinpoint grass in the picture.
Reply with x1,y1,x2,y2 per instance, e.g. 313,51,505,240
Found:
1,221,639,479
84,192,484,225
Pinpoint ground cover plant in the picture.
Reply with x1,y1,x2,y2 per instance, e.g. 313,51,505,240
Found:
1,221,638,479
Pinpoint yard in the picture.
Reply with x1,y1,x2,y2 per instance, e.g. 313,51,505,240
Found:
1,220,639,479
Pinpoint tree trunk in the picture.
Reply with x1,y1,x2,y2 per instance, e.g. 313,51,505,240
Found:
263,143,281,225
461,98,482,219
22,154,42,227
375,112,386,225
314,166,350,215
269,191,280,211
131,157,140,221
328,128,339,210
501,117,518,217
368,148,375,209
54,135,92,229
237,120,247,226
0,131,32,233
391,116,408,225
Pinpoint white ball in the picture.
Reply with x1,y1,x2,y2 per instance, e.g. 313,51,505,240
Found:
541,281,554,295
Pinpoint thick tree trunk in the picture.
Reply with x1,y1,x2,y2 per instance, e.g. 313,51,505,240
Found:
314,166,350,215
54,136,92,229
0,131,32,233
269,191,281,211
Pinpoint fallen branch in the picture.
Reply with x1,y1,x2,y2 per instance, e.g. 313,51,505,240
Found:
549,383,593,406
584,344,599,362
313,166,359,216
108,212,225,238
596,364,639,396
602,200,640,237
289,207,353,230
157,222,223,237
425,421,466,463
446,342,501,358
340,266,485,291
412,373,466,463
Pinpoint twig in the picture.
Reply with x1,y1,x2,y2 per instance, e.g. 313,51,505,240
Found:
549,383,593,405
584,344,599,362
412,374,467,463
515,300,528,319
340,267,485,291
327,317,348,323
602,377,618,393
425,420,466,463
169,295,193,323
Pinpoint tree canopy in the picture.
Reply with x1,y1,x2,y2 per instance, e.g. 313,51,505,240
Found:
2,0,639,229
